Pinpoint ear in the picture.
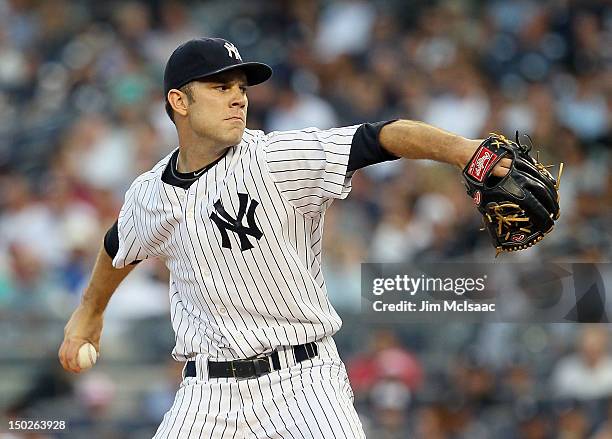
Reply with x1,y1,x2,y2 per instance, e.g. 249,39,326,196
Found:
167,89,189,117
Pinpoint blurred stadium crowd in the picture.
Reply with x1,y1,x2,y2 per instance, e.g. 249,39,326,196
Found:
0,0,610,437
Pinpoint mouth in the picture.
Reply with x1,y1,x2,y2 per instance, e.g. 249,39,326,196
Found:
225,116,245,122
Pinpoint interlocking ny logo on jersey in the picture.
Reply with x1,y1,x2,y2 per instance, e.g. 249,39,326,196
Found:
223,42,242,61
210,193,262,251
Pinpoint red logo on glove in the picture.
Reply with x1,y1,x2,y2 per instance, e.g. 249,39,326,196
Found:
467,147,498,182
511,233,526,243
473,190,481,205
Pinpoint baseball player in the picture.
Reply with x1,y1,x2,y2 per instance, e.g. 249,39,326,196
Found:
58,38,512,438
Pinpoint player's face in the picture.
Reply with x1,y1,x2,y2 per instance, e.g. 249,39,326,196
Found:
186,70,249,148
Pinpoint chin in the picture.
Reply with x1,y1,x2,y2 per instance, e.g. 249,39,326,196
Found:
227,129,245,145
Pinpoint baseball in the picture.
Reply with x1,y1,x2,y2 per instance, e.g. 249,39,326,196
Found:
77,343,98,370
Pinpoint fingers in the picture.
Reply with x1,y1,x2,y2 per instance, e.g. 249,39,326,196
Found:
58,340,78,373
58,340,68,371
58,339,85,373
492,158,512,177
58,306,103,373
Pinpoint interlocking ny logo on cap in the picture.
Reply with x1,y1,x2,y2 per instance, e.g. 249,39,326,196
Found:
210,193,262,251
224,42,242,61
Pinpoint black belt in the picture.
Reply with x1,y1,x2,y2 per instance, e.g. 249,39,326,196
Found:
185,342,318,379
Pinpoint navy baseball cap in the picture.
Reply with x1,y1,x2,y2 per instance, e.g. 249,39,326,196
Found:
163,38,272,98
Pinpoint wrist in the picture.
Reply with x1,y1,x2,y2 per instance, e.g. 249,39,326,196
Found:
79,296,105,317
456,138,482,169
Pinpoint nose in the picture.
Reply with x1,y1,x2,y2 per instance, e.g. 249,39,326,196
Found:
229,85,247,108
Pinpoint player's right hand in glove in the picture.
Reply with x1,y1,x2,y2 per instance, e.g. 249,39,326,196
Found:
58,305,103,373
462,132,563,256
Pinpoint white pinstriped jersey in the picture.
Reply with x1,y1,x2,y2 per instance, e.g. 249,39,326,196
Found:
113,126,359,361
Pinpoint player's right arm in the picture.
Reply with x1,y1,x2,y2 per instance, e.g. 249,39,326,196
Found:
59,180,149,373
58,245,138,373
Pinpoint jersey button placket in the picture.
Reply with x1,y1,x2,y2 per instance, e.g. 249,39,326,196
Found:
185,188,210,278
184,190,209,276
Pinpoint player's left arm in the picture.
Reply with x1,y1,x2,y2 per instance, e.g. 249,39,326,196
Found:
378,119,511,177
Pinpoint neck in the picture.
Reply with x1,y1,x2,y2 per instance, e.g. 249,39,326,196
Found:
176,144,228,173
175,123,240,172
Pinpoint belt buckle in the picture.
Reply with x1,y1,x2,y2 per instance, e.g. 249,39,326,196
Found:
253,356,273,377
229,354,275,380
232,360,257,380
230,360,244,380
229,360,237,378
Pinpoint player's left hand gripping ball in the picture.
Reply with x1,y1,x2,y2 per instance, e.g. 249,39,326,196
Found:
462,132,563,255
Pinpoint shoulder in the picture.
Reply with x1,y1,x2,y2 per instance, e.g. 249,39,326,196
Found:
232,129,265,156
126,148,176,196
135,149,175,183
242,128,264,145
262,125,360,146
262,126,321,144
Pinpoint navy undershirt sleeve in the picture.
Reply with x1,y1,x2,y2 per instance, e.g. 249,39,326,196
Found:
104,220,140,264
104,220,119,259
347,120,400,172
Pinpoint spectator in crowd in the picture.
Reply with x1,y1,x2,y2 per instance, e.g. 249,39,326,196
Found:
552,325,612,400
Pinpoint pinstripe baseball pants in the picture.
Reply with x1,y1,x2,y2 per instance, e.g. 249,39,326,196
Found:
153,336,366,438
